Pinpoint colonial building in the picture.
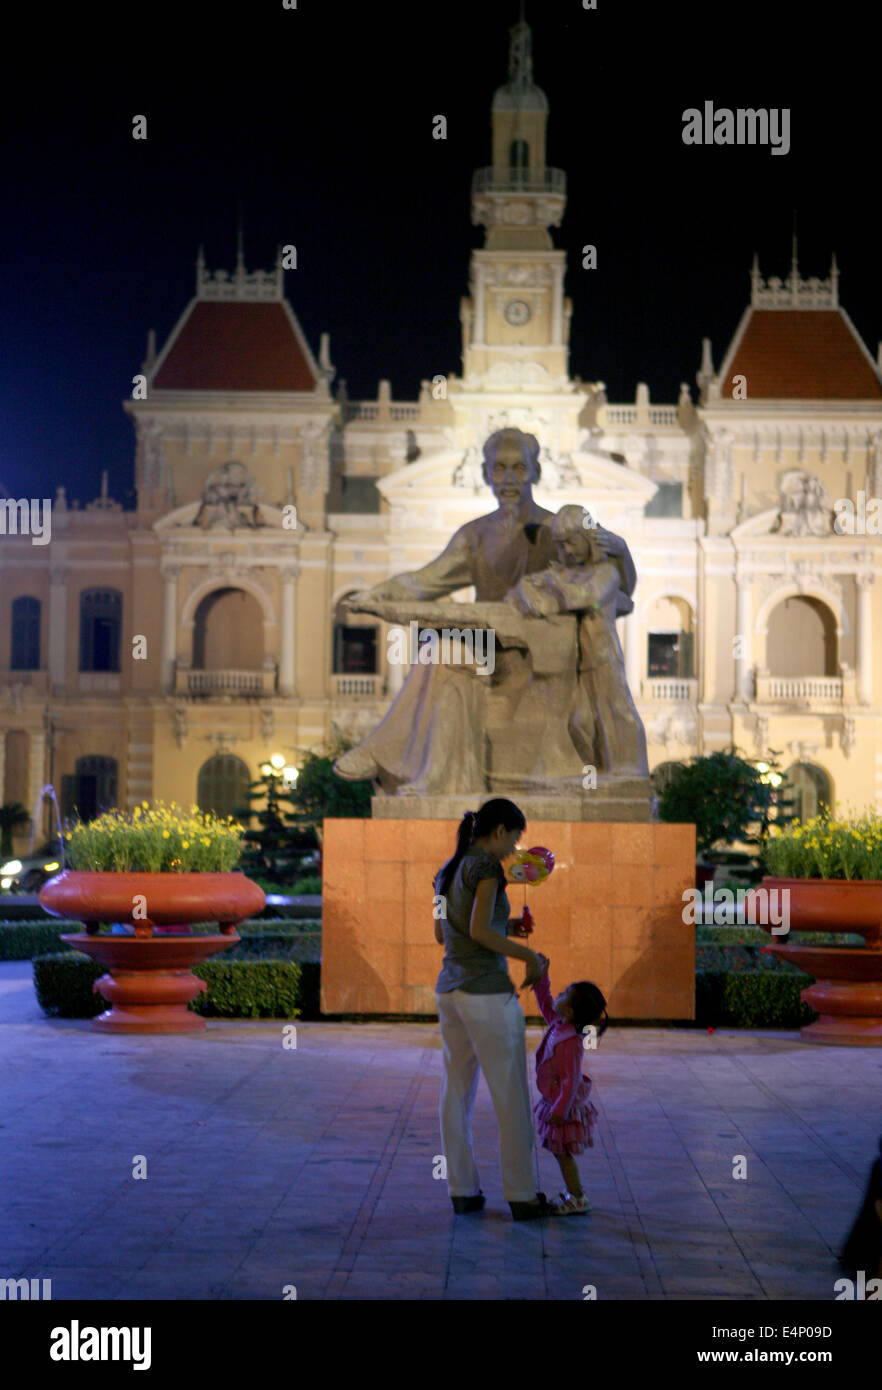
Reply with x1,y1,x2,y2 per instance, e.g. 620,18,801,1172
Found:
2,17,881,846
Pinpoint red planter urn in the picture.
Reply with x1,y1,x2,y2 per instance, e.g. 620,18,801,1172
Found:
39,870,266,1034
746,876,882,1046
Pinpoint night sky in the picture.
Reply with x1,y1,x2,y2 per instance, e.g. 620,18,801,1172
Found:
1,0,878,505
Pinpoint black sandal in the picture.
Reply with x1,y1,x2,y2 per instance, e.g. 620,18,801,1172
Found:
508,1191,553,1221
451,1191,485,1214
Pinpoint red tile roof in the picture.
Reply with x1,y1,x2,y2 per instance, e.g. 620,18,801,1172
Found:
722,310,882,399
153,302,318,391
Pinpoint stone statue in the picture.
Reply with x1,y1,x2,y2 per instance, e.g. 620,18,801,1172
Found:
774,471,832,537
332,428,639,797
505,505,648,779
194,461,261,530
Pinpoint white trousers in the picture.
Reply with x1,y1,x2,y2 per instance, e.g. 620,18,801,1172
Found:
437,987,537,1203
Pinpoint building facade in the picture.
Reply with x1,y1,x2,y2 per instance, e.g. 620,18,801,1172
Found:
2,19,881,845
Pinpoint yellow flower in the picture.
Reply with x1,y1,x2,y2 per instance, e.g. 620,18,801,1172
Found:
182,841,189,849
162,830,170,839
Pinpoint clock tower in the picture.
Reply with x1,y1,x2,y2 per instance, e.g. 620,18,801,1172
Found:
460,15,570,389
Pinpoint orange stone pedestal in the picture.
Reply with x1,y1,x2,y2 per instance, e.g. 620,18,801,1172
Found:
322,819,696,1018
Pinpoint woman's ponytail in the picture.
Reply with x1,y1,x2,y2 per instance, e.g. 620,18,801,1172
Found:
435,810,478,899
434,799,525,899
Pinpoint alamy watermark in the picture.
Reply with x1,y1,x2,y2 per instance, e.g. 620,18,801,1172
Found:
682,885,790,933
682,103,790,156
387,622,495,675
0,497,51,545
833,492,882,535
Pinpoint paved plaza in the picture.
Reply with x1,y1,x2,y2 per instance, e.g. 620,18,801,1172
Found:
2,960,880,1301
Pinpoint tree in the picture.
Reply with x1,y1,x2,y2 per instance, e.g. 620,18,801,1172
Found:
658,748,790,859
234,733,373,882
0,802,30,856
286,731,373,846
234,762,304,883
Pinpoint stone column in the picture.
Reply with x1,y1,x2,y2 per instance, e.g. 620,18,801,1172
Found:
279,565,299,697
28,731,46,830
856,572,874,704
48,567,68,695
551,264,563,345
735,574,752,700
473,266,485,343
161,565,180,694
624,609,641,697
0,733,6,804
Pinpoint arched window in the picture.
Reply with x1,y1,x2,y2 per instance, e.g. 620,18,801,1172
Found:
11,596,40,670
333,594,377,674
79,590,122,672
647,597,694,679
193,588,263,670
197,755,252,820
509,138,529,170
766,596,837,676
61,755,118,823
783,762,832,823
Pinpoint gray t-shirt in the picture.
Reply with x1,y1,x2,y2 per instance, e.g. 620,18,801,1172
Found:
435,849,514,996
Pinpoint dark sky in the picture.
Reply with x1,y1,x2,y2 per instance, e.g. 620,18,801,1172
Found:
1,0,878,505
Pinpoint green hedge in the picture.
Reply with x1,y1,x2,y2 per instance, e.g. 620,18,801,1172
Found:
695,924,863,947
695,961,817,1027
0,921,70,959
190,959,302,1018
1,919,322,961
32,950,319,1020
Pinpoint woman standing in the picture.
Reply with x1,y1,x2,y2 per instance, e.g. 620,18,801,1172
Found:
434,798,553,1221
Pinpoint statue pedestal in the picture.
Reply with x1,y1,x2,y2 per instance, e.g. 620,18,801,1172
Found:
371,778,652,823
322,817,695,1018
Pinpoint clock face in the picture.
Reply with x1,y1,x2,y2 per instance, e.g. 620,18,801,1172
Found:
504,299,531,326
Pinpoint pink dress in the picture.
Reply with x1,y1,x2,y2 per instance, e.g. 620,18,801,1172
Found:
531,970,599,1157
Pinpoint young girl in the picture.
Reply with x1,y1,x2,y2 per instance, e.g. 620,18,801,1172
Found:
530,957,608,1215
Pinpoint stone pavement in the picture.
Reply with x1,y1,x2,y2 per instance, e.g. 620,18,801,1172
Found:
2,960,880,1301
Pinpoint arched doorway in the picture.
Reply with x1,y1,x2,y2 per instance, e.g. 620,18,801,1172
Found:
766,597,837,676
783,762,832,822
192,588,264,670
197,754,252,820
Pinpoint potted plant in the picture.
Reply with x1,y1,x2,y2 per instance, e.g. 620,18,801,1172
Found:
38,801,265,1033
748,810,882,1045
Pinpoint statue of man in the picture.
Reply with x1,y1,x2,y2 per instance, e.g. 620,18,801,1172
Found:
333,428,637,795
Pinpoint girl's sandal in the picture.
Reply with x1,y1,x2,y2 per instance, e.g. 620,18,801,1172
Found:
550,1191,591,1216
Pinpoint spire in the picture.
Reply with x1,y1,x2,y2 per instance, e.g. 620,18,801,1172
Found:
508,9,533,89
696,337,715,399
